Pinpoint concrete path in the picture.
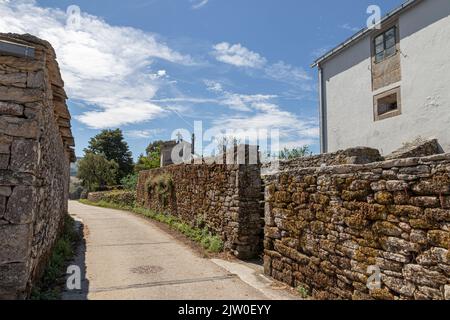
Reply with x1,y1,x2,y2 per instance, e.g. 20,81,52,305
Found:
63,201,297,300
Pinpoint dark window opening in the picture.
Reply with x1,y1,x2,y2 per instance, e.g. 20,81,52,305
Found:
377,93,398,116
374,87,401,121
374,27,397,63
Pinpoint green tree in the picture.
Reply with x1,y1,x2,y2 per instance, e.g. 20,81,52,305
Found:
134,150,160,173
145,140,164,155
120,173,139,191
85,129,133,182
77,153,119,192
279,146,311,160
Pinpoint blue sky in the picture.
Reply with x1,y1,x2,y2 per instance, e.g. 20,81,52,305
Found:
0,0,404,159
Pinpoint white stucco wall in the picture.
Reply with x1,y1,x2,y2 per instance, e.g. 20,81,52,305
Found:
322,0,450,155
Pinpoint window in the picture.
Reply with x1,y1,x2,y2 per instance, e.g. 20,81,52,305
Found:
378,93,397,115
374,27,397,63
374,87,401,121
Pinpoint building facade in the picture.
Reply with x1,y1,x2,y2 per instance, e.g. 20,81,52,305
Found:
314,0,450,155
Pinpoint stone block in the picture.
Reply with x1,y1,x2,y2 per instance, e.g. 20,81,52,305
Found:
380,237,420,255
441,196,450,209
415,286,443,300
10,139,38,173
4,186,34,224
0,262,28,290
26,70,45,88
0,154,9,169
386,180,409,192
0,72,27,87
0,195,5,216
416,247,448,266
0,170,34,186
382,276,415,297
0,55,43,72
403,264,447,288
0,224,31,264
0,186,12,197
372,221,402,237
374,191,394,205
0,86,44,103
427,230,449,249
0,116,39,139
411,196,440,208
385,139,441,160
0,135,12,154
412,180,450,196
0,101,24,116
425,208,450,222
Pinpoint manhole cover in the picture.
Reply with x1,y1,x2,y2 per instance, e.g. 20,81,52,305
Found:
131,265,163,275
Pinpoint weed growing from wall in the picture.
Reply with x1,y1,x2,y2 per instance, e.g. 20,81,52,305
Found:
145,174,174,207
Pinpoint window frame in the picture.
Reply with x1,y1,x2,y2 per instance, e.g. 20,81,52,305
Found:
373,86,402,121
373,26,398,64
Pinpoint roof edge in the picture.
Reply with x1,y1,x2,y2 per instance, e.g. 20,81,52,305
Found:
311,0,423,68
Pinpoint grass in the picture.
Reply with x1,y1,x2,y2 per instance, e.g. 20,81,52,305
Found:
297,285,311,299
30,214,80,300
79,199,224,253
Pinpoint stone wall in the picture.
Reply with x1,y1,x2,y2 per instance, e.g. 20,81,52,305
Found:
137,163,262,259
87,190,136,208
0,34,75,299
262,147,383,175
264,154,450,300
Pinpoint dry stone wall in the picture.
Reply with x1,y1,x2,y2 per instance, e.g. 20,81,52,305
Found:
137,163,262,259
0,33,75,299
264,154,450,300
262,147,383,175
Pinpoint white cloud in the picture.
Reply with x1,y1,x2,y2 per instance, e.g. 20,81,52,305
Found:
204,80,277,112
340,23,360,32
125,129,165,139
212,42,267,68
191,0,209,10
212,42,312,88
0,0,192,129
149,69,168,80
211,103,318,141
204,82,319,145
265,61,310,83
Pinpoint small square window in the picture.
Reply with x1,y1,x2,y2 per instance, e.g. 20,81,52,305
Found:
377,93,398,115
374,87,401,121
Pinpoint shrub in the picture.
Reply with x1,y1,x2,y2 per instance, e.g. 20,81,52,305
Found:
145,174,174,207
297,285,310,299
121,174,138,191
279,146,311,160
31,215,80,300
87,190,136,208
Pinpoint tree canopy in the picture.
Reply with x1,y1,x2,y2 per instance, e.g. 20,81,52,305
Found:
145,140,164,156
85,129,133,182
77,153,119,192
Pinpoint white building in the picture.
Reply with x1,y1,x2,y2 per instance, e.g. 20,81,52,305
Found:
313,0,450,155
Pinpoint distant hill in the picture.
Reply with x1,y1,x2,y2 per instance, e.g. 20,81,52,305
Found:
70,157,82,177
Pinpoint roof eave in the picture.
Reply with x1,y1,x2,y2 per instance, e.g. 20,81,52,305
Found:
311,0,422,68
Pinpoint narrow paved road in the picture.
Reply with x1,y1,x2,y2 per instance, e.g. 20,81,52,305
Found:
63,201,295,300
